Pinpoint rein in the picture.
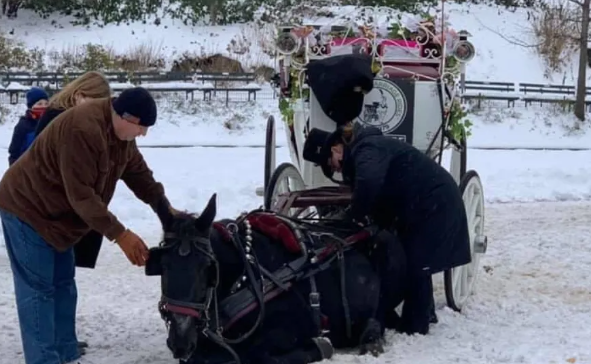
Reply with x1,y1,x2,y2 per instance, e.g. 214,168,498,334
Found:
220,220,267,344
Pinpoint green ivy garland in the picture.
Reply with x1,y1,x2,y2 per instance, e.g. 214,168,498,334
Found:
279,69,309,127
447,98,472,141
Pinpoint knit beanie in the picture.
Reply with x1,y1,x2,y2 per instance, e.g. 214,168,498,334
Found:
112,87,157,127
26,87,49,109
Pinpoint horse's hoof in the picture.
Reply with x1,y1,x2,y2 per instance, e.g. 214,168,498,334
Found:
359,318,385,356
311,337,334,360
359,339,385,357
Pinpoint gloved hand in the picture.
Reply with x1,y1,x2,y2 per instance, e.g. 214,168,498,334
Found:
115,229,149,266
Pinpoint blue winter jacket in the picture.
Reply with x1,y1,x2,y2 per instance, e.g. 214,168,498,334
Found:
8,113,37,166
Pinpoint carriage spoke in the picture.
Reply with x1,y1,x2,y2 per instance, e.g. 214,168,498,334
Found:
461,261,470,296
446,172,486,311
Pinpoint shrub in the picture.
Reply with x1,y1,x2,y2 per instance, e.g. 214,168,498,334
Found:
528,1,579,76
0,33,43,71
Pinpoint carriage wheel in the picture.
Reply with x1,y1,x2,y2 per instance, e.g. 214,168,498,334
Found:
263,115,276,196
264,163,306,214
444,170,488,312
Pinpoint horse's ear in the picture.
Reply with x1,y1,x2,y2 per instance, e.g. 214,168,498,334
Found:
196,193,217,229
154,197,173,230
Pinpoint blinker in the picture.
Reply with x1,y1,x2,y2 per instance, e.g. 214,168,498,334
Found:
145,246,167,276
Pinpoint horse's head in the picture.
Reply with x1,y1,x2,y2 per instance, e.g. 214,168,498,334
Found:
146,193,218,361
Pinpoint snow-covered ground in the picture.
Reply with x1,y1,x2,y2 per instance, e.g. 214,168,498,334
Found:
1,2,591,363
2,95,591,150
0,146,590,364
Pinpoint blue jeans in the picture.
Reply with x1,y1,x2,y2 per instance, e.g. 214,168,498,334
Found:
1,210,80,364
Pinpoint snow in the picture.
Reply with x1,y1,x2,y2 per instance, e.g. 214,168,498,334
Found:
0,146,591,364
3,96,591,150
1,2,591,363
2,2,591,147
0,10,275,72
0,86,286,148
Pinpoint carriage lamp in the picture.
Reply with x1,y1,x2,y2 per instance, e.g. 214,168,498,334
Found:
458,30,471,41
452,30,475,63
275,30,300,55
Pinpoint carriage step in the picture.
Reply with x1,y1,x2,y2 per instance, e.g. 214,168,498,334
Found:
255,187,264,196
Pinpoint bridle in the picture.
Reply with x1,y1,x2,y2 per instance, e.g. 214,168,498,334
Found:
156,229,242,364
158,232,219,328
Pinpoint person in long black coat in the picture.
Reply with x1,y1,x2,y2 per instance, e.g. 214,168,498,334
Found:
303,123,471,335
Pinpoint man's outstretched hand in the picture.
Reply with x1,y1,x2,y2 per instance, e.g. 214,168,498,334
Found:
115,229,149,266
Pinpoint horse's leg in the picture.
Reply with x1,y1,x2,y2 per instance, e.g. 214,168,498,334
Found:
370,230,408,331
354,270,385,357
317,250,384,354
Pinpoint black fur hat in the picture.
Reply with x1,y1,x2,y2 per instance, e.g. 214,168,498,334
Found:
303,128,341,178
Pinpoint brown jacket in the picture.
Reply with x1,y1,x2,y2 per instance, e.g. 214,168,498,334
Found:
0,98,165,251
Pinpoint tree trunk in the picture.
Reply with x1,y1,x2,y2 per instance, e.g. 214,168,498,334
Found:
209,0,219,25
574,0,590,121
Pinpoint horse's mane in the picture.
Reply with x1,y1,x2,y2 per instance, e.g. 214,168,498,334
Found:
160,211,201,240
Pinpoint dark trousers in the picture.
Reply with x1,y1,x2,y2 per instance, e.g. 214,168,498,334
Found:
74,230,103,269
400,270,434,335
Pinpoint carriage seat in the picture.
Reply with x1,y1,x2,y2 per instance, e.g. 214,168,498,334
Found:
381,64,440,81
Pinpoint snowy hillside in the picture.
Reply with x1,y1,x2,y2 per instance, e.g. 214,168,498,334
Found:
1,2,591,147
0,3,581,84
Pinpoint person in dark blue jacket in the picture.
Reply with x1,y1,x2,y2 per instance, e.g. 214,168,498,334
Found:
7,87,49,165
303,123,471,336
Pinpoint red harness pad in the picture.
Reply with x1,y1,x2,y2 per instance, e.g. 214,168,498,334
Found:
213,222,232,241
246,214,301,254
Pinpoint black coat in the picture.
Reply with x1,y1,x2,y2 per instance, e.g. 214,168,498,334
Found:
342,124,471,274
35,107,64,137
8,113,37,165
34,106,104,269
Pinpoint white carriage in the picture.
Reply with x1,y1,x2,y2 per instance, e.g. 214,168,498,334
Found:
256,6,487,312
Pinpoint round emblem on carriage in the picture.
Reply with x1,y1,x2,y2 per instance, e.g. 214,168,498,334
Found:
355,78,407,134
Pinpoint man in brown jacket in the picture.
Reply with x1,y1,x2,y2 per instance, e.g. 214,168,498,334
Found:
0,87,179,364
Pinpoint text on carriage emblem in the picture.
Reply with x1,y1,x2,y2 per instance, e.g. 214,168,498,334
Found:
355,78,407,134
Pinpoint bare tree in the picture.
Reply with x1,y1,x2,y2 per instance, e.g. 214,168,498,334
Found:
479,0,589,121
569,0,590,120
2,0,23,18
533,0,589,120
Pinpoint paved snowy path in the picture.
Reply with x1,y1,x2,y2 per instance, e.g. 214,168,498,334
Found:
1,201,590,364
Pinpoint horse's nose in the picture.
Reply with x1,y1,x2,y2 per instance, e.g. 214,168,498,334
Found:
167,336,195,360
166,314,197,359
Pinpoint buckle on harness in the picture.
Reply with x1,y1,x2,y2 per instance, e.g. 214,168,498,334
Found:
309,292,320,307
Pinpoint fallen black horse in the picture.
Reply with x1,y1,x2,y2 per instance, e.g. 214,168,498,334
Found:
146,194,407,364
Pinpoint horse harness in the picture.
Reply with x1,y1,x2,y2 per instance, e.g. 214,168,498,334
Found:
214,211,373,341
157,210,373,350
